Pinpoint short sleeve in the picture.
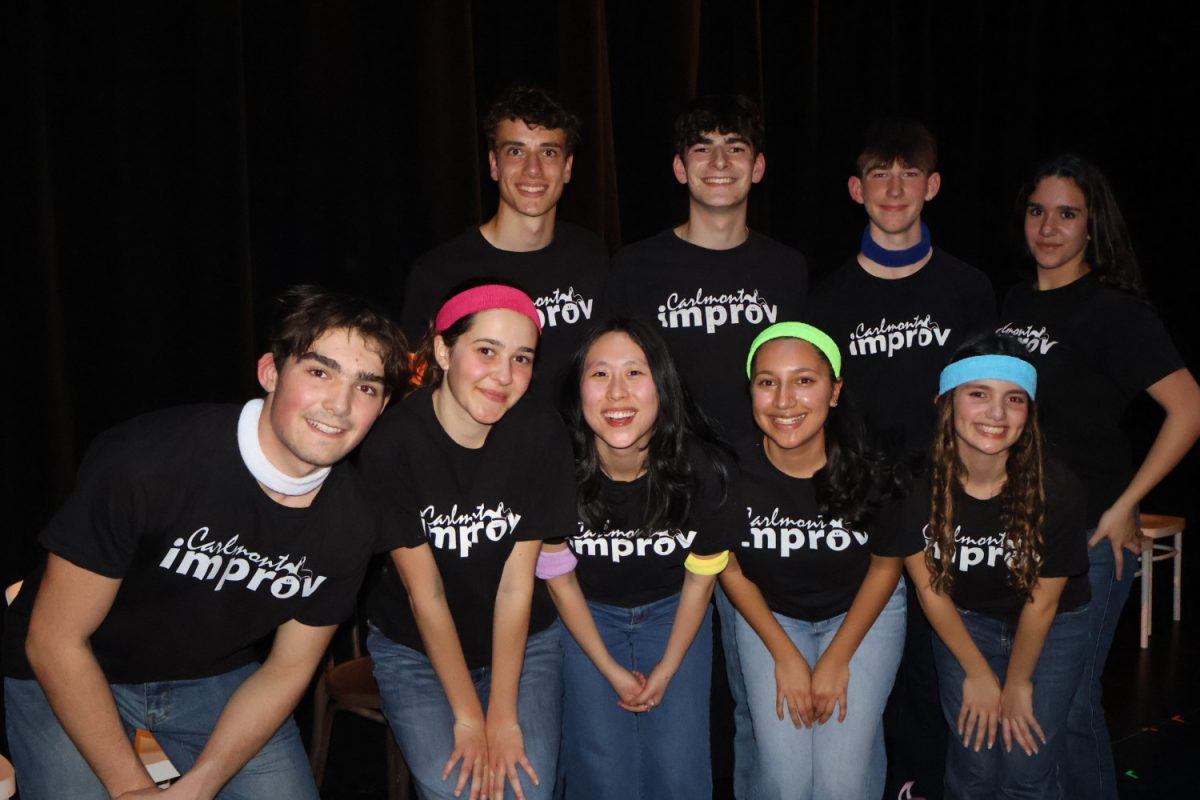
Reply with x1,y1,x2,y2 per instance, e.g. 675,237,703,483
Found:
687,457,739,556
1102,301,1185,397
514,412,578,542
38,433,148,579
1038,463,1089,579
877,479,931,559
356,411,428,552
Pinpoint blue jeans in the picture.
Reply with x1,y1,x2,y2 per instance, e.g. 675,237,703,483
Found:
559,593,713,800
933,605,1090,800
715,585,758,799
4,663,317,800
369,622,563,800
1063,540,1137,800
735,581,906,800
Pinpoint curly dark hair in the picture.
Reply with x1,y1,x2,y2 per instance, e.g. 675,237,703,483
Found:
1017,153,1144,297
926,334,1046,599
673,94,766,158
560,318,732,533
484,85,581,155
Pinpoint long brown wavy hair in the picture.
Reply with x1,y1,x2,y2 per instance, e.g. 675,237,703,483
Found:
926,336,1046,599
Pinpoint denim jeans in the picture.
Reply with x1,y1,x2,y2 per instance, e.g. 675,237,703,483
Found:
933,605,1090,800
1063,540,1137,800
715,584,759,799
735,581,906,800
368,622,562,800
559,593,713,800
4,663,317,800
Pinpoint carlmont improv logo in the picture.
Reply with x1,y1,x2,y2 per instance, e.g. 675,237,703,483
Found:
158,527,327,599
847,314,951,358
656,288,779,334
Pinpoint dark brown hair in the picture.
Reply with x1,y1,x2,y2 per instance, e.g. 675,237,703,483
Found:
484,85,581,155
856,117,938,177
268,285,411,396
673,94,766,158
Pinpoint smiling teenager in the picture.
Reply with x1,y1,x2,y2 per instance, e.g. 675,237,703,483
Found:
399,86,607,405
360,284,577,800
541,318,735,800
3,286,409,800
718,322,909,800
998,154,1200,799
807,118,998,800
893,333,1093,799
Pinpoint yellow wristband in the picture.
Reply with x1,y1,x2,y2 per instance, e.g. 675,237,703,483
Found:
684,550,729,576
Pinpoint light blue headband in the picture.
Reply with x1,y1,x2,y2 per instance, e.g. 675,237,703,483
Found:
746,322,842,379
938,355,1037,399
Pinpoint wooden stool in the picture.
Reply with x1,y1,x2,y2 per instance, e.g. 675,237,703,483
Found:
1136,514,1185,649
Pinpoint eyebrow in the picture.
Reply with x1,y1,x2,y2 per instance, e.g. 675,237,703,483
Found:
299,351,384,384
694,134,750,146
472,337,537,354
500,139,563,150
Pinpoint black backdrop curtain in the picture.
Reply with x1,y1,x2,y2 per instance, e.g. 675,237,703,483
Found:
5,0,1198,588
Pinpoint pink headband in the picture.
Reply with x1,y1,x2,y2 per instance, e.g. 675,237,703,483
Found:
434,285,542,335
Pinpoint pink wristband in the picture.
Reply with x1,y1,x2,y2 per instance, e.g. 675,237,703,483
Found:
434,284,542,334
536,547,578,580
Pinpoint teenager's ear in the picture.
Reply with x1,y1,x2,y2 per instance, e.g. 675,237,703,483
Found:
433,335,452,371
848,176,865,205
831,379,844,408
672,154,688,185
257,352,279,394
488,149,499,182
924,171,942,201
751,152,766,184
562,153,574,184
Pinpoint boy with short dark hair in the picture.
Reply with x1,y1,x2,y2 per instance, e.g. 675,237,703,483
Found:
400,85,607,403
606,93,807,443
3,286,407,800
809,119,996,800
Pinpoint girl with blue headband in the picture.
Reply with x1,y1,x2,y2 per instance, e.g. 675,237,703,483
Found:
894,333,1091,798
719,321,909,799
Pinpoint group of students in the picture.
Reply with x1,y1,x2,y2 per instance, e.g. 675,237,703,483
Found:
3,86,1198,800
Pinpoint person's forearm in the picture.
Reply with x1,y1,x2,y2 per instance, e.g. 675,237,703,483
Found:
655,572,716,677
488,576,532,727
1005,579,1065,685
821,556,901,665
411,585,487,727
26,632,155,797
546,572,624,681
165,652,323,799
719,563,806,667
905,555,991,677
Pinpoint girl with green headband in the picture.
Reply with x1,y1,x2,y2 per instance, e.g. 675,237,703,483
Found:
719,321,909,799
893,333,1091,798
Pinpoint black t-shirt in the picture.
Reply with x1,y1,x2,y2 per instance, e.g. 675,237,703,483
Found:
809,249,995,459
729,437,908,621
398,222,609,405
999,273,1185,526
605,229,808,442
362,389,577,669
2,405,378,683
890,459,1090,621
569,444,734,608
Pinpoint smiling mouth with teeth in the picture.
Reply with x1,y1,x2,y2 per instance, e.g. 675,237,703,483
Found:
307,419,344,434
604,410,635,420
773,415,806,425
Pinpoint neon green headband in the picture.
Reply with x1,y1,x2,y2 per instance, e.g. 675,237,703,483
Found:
746,322,842,379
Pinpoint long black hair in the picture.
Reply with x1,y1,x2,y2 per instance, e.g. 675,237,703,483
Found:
1018,153,1144,297
560,318,733,532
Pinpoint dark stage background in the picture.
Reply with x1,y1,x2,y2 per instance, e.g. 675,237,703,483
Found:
4,0,1197,697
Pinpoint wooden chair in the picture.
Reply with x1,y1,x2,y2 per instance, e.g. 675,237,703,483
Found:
309,623,410,800
1136,514,1186,649
0,754,15,800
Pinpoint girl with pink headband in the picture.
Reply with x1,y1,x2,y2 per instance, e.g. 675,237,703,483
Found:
358,284,575,800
